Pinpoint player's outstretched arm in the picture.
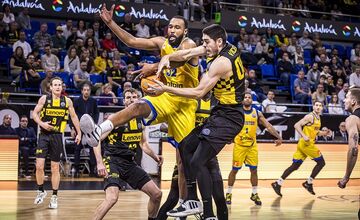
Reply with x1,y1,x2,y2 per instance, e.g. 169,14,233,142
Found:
343,116,359,179
258,111,282,146
140,130,163,165
93,142,108,177
100,4,164,50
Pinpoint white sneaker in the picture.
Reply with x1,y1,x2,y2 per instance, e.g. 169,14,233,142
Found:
167,200,203,217
34,190,47,204
49,195,58,209
80,114,101,148
204,217,218,220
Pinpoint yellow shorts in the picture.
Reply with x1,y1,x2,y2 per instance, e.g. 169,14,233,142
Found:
232,143,258,170
142,92,197,147
293,139,323,163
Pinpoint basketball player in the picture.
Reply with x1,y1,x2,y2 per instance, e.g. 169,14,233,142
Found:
226,92,282,206
150,24,245,220
80,4,199,203
271,101,331,196
338,88,360,188
92,88,163,220
32,77,81,208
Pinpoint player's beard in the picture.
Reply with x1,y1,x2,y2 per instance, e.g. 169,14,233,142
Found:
168,33,184,48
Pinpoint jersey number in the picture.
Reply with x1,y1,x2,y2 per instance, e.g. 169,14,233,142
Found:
245,128,249,134
129,143,137,150
51,118,57,125
166,68,177,77
235,57,245,80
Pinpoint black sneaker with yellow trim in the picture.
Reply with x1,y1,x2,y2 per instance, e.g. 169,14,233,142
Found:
225,193,232,205
250,193,262,206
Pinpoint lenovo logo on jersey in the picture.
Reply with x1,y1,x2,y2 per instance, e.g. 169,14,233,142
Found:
46,109,65,117
122,133,142,142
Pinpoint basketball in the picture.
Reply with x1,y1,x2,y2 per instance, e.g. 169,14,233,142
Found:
141,74,166,96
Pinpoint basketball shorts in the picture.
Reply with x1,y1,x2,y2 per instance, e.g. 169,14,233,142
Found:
103,155,151,190
142,92,197,147
293,139,323,163
36,133,63,162
232,143,258,170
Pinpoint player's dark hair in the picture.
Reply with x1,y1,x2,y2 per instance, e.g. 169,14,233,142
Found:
171,15,188,29
202,24,227,46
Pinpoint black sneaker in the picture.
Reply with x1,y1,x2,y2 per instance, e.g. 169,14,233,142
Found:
302,181,315,195
271,181,282,197
250,193,262,206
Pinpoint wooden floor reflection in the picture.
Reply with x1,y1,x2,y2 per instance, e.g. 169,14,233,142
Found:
0,180,358,220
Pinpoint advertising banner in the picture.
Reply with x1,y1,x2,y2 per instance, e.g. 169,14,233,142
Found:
221,10,360,42
0,0,177,24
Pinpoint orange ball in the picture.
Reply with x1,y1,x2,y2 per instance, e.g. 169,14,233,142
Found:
141,74,166,97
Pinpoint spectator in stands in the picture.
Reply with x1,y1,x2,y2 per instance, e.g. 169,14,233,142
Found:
40,71,52,95
326,75,336,95
85,28,100,48
23,54,41,88
238,34,257,66
338,82,349,104
254,37,270,64
344,59,352,76
64,45,80,73
51,26,66,54
328,94,344,115
331,4,343,21
16,8,31,30
135,18,150,38
61,19,73,40
107,59,126,95
61,82,68,97
2,4,15,25
74,60,90,89
349,66,360,87
13,30,31,58
150,19,164,37
264,27,275,48
84,37,98,59
120,13,136,36
318,74,328,94
249,28,261,46
313,33,322,48
248,69,266,102
102,32,117,52
262,90,277,113
0,114,16,135
294,45,304,64
41,44,60,72
317,53,331,71
307,62,321,90
189,0,207,23
72,82,98,177
0,23,7,46
294,70,311,105
94,50,112,74
74,37,84,56
80,48,95,73
298,31,315,50
10,46,26,84
65,26,78,50
29,48,42,70
335,78,344,94
333,68,347,87
276,43,289,61
317,127,333,141
333,122,348,141
277,52,293,86
77,20,87,40
6,22,19,45
33,23,52,50
16,115,36,179
274,30,289,47
330,57,343,73
92,21,104,42
311,84,327,106
287,36,298,57
320,65,331,78
98,83,118,106
350,44,360,65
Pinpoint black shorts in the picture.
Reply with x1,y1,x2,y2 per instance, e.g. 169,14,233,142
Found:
199,105,244,154
36,133,63,162
103,155,151,190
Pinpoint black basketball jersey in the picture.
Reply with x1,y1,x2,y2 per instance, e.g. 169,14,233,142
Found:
207,43,245,105
39,95,69,133
104,118,143,156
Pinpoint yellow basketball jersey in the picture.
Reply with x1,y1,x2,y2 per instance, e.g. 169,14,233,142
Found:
160,39,199,91
302,112,321,142
234,108,258,147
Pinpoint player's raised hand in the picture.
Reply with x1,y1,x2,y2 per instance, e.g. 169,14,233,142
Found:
132,63,157,80
155,55,171,78
100,4,114,24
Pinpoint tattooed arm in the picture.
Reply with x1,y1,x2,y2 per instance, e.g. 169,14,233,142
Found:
343,116,359,179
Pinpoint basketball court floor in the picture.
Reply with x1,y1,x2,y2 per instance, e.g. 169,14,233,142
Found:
0,179,358,220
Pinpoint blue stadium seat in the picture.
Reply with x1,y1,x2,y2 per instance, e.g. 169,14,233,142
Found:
261,64,278,80
227,35,234,44
90,74,103,84
47,22,56,35
303,49,312,59
54,72,70,85
304,57,313,66
59,50,67,61
323,44,332,51
333,44,345,58
30,20,40,35
38,71,46,79
0,47,13,65
346,46,353,59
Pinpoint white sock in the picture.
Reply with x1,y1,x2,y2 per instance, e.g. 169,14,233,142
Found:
227,186,233,194
99,120,114,134
307,177,314,184
252,186,257,194
179,198,184,205
277,178,284,186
